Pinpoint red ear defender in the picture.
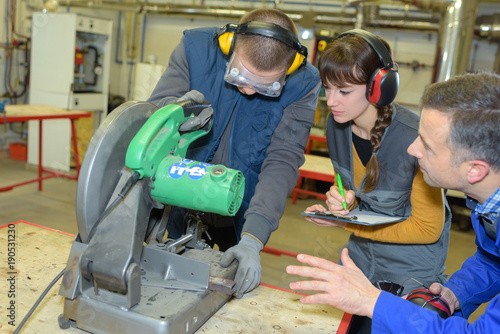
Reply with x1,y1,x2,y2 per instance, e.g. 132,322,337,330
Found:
367,67,399,107
406,288,452,319
335,29,399,107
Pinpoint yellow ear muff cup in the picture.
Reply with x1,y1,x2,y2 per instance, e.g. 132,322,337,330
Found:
218,32,234,55
286,53,305,75
318,40,327,52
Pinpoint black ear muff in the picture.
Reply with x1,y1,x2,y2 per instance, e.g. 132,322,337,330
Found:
213,22,308,75
336,29,399,107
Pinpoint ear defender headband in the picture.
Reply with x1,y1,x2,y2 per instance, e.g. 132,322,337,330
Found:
336,29,399,107
213,21,308,75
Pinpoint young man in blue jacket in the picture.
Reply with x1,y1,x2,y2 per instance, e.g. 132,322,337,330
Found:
287,72,500,332
147,8,320,298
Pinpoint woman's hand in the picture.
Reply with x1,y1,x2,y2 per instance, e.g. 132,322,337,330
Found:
326,185,355,215
304,204,347,229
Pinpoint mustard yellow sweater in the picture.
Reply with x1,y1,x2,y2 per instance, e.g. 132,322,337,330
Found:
344,145,445,244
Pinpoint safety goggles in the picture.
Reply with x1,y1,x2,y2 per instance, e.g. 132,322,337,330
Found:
224,52,286,97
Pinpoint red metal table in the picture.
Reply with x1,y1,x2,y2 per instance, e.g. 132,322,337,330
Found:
0,105,91,192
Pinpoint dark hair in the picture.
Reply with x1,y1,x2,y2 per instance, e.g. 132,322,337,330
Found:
421,72,500,171
235,8,297,71
319,33,394,193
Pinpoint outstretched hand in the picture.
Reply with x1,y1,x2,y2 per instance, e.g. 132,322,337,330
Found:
287,248,381,318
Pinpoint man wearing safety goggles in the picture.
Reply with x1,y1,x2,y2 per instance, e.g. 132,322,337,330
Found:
224,51,287,97
148,8,320,300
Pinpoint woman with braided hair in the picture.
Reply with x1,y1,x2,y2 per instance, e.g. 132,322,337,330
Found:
304,30,451,293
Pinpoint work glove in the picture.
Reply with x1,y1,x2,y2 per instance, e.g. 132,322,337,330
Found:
179,107,213,132
175,90,205,104
161,90,205,107
220,234,262,299
165,90,212,132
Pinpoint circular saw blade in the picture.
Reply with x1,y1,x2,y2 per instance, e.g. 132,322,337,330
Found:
76,101,158,242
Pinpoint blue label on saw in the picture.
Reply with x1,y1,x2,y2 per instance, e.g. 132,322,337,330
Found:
187,165,206,180
169,162,206,180
169,162,188,179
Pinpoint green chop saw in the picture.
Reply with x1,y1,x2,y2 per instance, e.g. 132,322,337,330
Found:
58,100,245,333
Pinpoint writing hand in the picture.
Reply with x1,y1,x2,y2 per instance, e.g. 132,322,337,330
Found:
326,186,355,215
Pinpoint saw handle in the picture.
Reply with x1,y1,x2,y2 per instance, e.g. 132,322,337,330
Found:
176,99,212,117
125,101,213,179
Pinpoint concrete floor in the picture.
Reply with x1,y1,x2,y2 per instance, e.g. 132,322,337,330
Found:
0,153,487,323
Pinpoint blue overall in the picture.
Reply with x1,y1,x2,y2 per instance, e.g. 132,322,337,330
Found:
373,194,500,333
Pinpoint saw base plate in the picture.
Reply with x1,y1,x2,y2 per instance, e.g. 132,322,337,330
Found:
61,248,237,334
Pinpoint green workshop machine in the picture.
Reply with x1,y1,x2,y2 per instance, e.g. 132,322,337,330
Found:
57,99,245,333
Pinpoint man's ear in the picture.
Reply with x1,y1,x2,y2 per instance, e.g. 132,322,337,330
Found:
466,160,490,184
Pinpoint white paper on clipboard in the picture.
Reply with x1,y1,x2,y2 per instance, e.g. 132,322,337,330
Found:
300,207,404,226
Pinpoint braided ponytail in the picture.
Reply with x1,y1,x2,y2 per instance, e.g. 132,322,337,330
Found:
362,104,393,193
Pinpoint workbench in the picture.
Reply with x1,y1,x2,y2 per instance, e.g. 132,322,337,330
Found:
0,105,91,192
0,221,350,334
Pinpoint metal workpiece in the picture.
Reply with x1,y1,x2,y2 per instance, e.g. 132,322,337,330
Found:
208,276,237,296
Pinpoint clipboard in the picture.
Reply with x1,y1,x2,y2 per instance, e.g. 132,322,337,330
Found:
300,207,404,226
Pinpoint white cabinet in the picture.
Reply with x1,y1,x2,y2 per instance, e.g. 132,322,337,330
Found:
28,12,112,171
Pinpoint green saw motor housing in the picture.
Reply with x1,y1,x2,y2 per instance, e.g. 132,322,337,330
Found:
125,103,245,216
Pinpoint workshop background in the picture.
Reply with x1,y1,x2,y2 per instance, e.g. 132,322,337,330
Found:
1,0,499,325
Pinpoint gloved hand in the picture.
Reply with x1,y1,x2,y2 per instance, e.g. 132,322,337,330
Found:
220,234,262,299
175,90,205,104
179,107,213,132
162,90,205,107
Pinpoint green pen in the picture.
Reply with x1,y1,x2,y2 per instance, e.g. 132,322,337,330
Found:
336,173,347,210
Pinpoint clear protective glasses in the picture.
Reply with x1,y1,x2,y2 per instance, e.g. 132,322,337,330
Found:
224,52,287,97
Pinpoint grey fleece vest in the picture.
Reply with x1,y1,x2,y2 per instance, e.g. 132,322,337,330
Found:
326,103,451,293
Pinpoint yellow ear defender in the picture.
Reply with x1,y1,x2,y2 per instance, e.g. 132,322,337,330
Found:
214,21,308,76
287,52,305,75
218,31,234,56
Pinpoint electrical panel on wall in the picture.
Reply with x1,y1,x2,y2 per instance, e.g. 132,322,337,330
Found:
28,12,112,171
73,32,107,93
30,12,112,118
